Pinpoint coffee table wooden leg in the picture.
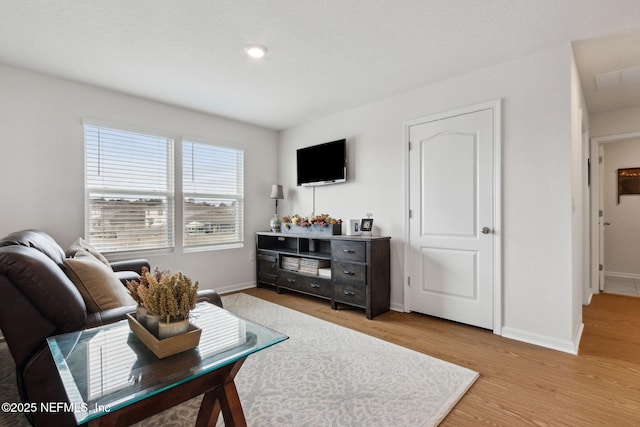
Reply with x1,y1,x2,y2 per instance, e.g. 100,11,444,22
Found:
196,358,247,427
196,391,222,427
216,380,247,427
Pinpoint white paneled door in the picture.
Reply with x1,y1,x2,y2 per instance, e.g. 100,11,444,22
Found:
407,105,497,330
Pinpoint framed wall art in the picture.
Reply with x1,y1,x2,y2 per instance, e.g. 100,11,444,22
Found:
617,167,640,204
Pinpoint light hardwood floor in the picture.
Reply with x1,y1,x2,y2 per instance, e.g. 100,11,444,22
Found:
238,287,640,426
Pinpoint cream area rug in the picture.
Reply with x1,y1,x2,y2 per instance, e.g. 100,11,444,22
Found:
0,293,478,426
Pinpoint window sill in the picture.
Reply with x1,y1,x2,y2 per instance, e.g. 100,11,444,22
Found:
182,243,244,253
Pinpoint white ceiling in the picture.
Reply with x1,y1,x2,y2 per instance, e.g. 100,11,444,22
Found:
2,0,640,130
573,31,640,114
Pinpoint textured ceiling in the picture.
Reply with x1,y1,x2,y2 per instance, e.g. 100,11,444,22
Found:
2,0,640,130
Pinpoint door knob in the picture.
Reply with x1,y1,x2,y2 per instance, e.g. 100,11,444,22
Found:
604,222,611,226
481,227,491,234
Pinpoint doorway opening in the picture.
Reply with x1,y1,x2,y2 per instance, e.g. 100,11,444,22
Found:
591,131,640,299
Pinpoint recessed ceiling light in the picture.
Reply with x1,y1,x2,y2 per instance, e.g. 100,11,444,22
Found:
245,44,267,58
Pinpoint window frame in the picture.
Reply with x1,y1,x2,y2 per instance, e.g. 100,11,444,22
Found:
83,120,246,255
181,139,245,251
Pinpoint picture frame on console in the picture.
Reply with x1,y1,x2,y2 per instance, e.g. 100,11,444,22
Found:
361,218,373,233
347,219,362,236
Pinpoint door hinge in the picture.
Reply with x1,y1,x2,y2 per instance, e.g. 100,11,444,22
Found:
599,264,604,271
599,210,603,218
408,141,412,151
599,156,603,164
407,276,411,286
409,209,413,219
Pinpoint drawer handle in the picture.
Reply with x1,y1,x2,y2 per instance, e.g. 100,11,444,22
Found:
343,290,356,296
343,249,355,253
287,278,296,283
310,283,320,289
343,270,355,275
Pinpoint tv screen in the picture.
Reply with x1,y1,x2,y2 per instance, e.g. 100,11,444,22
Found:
297,139,347,186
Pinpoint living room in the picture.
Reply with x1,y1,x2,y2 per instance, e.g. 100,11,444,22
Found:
2,1,640,425
5,1,640,353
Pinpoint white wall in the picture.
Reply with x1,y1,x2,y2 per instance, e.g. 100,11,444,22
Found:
0,64,279,293
590,106,640,138
280,43,580,352
602,139,640,277
570,52,589,344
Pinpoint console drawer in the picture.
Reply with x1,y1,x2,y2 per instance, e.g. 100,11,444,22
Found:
334,283,366,307
332,261,366,285
257,251,278,285
278,271,332,298
258,271,277,285
257,251,278,274
332,240,366,263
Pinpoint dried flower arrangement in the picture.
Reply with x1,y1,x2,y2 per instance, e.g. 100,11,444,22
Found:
128,267,199,324
281,213,342,227
126,266,153,307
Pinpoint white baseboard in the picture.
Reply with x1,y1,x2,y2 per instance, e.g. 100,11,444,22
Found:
605,271,640,280
215,281,256,295
584,291,593,305
573,321,584,354
390,302,404,313
501,325,581,355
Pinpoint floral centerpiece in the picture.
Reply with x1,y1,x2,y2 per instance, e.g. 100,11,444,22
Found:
281,214,343,235
126,267,151,320
127,267,199,339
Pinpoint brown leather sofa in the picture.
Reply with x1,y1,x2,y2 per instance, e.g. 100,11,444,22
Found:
0,229,222,426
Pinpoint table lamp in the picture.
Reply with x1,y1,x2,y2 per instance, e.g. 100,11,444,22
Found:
270,185,284,232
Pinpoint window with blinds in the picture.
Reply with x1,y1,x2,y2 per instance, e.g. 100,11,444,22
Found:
84,125,175,252
183,141,244,248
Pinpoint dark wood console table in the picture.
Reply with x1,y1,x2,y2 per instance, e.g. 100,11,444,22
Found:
256,232,390,319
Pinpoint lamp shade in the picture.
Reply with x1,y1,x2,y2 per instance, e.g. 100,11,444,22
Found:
270,184,284,199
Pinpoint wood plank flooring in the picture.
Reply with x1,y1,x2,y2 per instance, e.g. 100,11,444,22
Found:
237,287,640,426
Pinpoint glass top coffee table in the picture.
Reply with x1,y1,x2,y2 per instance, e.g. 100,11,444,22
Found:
47,301,288,426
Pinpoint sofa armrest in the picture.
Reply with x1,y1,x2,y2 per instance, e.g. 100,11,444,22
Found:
197,289,223,308
114,270,141,285
84,305,136,329
110,259,150,275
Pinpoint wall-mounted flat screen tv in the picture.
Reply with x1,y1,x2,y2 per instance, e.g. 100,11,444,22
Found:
297,139,347,186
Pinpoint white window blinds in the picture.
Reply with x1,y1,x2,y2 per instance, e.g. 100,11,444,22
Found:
84,125,175,252
183,141,244,248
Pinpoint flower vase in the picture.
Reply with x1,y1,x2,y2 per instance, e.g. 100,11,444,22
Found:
136,306,147,327
270,215,281,232
145,313,162,338
158,319,190,340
